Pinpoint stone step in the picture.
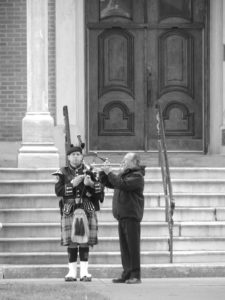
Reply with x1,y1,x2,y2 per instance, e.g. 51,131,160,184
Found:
103,193,225,208
0,237,168,253
0,180,55,194
100,208,225,222
1,179,225,194
2,221,225,238
0,252,169,265
145,167,225,180
0,194,58,209
0,168,56,180
1,237,225,254
1,250,225,266
2,193,225,209
145,179,225,193
0,252,163,265
1,207,225,223
180,222,225,237
2,251,225,265
154,193,225,208
0,222,178,238
2,262,225,279
1,167,225,180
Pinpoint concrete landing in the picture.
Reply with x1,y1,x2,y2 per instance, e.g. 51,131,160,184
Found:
1,147,225,168
1,278,225,300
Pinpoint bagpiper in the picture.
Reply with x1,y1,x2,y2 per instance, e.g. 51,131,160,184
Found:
52,144,104,282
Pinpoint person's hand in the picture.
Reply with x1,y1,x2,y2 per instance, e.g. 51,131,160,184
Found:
84,175,94,187
71,175,84,187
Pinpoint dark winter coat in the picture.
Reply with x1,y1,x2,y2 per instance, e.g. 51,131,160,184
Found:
99,166,145,221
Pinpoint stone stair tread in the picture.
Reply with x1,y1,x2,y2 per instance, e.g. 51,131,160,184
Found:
0,168,56,171
1,178,225,183
2,262,225,268
1,207,224,211
2,236,225,241
3,249,225,253
3,220,225,225
2,222,60,226
0,179,54,182
0,208,57,211
0,194,56,197
1,166,225,170
1,191,225,196
2,250,225,256
3,262,225,278
146,179,225,182
146,192,225,195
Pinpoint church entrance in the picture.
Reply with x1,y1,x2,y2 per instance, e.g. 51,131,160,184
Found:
86,0,208,152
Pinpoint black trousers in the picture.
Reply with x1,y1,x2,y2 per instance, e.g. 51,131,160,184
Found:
118,218,141,280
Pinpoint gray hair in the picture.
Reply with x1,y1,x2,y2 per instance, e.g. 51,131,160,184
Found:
130,153,141,167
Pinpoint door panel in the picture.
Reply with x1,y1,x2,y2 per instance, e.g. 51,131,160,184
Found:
146,0,206,151
148,28,203,150
86,0,208,152
87,1,146,150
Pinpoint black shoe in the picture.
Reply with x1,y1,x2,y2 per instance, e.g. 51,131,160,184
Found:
65,277,77,282
80,276,92,282
126,278,141,284
112,277,127,283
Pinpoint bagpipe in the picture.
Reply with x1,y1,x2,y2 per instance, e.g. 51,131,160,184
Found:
63,105,109,182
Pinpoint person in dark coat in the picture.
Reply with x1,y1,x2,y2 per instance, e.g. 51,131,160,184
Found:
52,145,104,282
100,152,145,284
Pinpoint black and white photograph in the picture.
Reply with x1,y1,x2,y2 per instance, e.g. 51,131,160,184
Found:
1,0,225,299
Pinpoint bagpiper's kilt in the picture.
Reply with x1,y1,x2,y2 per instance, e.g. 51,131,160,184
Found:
61,208,98,247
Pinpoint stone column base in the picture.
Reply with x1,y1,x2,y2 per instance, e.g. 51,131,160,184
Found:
18,143,59,168
18,113,59,168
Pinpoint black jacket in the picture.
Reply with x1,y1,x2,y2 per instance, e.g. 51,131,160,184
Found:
53,163,104,212
99,166,145,221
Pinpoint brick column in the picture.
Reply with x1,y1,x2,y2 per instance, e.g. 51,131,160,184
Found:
18,0,59,167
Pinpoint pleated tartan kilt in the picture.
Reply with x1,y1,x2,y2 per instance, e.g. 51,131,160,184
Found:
61,209,98,247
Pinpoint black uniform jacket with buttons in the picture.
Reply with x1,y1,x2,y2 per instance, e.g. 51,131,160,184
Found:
53,163,104,212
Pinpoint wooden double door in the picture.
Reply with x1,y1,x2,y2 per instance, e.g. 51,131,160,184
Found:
86,0,208,151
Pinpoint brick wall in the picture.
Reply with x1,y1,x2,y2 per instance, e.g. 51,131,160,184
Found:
0,0,26,141
0,0,56,141
48,0,56,124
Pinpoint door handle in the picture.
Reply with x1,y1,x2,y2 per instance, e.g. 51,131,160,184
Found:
147,66,152,107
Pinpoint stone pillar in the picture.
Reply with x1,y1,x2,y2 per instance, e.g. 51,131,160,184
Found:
221,0,225,153
209,0,223,154
55,0,85,157
18,0,59,168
